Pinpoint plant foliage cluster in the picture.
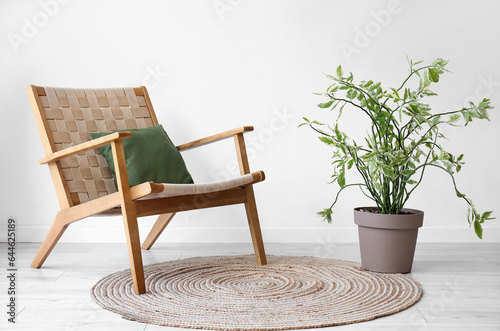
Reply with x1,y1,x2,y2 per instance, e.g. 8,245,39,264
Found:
300,57,494,238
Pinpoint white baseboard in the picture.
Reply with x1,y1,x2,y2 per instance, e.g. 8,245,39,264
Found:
14,224,500,243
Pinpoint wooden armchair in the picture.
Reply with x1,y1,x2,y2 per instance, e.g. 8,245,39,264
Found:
27,85,267,294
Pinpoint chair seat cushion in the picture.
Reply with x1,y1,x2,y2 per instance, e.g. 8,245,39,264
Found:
89,125,194,187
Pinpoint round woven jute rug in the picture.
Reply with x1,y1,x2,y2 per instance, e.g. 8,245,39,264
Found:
91,255,422,330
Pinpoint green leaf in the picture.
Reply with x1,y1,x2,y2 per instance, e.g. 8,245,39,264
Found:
338,167,346,188
336,65,343,78
319,136,334,145
402,169,414,176
404,88,409,100
474,220,483,239
318,209,333,223
382,166,395,178
449,114,461,123
428,68,439,83
423,70,431,87
318,100,334,108
481,211,494,222
346,89,357,99
334,124,342,141
432,58,449,68
405,54,412,65
390,88,400,99
329,100,339,111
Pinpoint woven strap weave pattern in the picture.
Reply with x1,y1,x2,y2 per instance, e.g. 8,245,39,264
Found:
41,87,154,204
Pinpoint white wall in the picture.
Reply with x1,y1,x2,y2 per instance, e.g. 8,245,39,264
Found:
1,0,499,243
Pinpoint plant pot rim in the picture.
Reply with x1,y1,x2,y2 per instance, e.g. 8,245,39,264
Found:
354,206,424,230
354,206,424,215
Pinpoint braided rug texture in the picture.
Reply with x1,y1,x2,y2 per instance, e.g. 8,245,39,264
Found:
91,255,422,330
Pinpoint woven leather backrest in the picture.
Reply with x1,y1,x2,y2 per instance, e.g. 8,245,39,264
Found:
39,87,156,204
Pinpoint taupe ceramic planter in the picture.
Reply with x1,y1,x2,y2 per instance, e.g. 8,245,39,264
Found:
354,207,424,273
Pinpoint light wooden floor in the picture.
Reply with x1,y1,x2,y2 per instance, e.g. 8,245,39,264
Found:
1,242,499,331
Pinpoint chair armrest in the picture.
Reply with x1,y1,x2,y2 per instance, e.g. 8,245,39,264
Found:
39,132,132,164
176,126,254,151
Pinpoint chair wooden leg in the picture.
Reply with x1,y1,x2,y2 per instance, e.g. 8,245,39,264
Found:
122,205,146,294
142,213,176,250
244,186,267,265
31,213,68,268
111,140,146,294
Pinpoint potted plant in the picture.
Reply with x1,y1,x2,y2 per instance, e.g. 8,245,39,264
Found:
300,57,494,273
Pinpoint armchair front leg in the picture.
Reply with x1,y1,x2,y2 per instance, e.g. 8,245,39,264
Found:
31,214,69,268
234,133,267,265
111,140,146,294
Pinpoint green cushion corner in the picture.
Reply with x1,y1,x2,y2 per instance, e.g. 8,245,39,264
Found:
89,125,194,187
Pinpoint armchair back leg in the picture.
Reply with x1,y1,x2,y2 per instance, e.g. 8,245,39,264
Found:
142,213,176,250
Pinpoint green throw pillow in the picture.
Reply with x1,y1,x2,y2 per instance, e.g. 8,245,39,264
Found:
89,125,194,187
